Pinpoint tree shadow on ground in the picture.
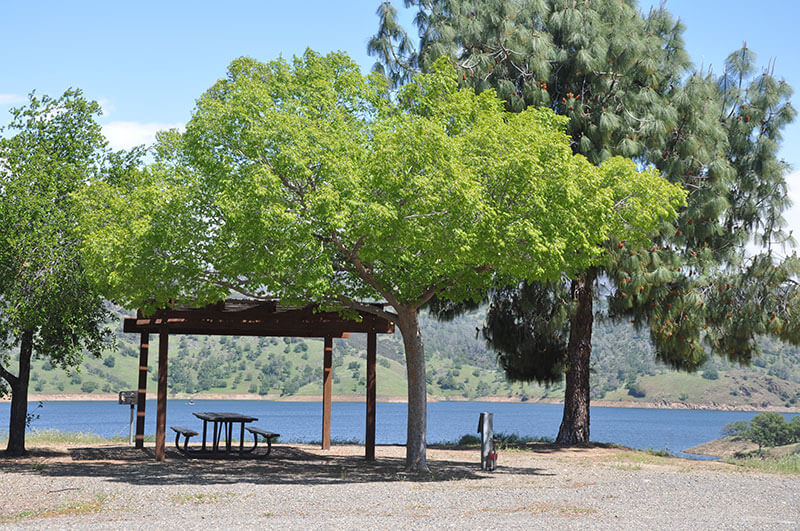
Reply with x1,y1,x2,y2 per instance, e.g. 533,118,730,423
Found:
1,444,553,486
430,441,624,454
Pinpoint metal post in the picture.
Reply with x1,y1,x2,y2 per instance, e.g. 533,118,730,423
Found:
135,332,149,449
322,336,332,450
129,404,135,445
365,332,376,461
478,412,495,471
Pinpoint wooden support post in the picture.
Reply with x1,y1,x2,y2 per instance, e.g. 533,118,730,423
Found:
366,332,376,461
135,332,149,449
155,326,169,461
322,336,332,450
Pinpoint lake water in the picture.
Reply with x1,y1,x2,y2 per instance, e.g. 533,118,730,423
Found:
3,400,795,459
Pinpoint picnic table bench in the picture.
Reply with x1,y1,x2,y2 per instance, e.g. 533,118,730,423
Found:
171,426,199,452
169,412,279,457
246,427,280,456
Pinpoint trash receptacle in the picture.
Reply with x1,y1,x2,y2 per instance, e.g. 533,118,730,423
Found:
477,412,497,471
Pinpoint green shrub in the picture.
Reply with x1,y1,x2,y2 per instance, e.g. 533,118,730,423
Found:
748,412,792,448
457,434,481,446
644,448,671,457
626,382,646,398
701,367,718,380
788,415,800,443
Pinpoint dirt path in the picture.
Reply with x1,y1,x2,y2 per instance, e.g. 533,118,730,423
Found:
1,443,797,529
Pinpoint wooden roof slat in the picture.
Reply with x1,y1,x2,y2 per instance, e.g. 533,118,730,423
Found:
123,299,394,337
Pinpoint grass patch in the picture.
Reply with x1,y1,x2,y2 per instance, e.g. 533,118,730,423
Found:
613,463,643,471
305,437,359,445
724,453,800,475
0,494,110,523
0,429,152,446
642,447,672,457
437,432,553,449
170,492,237,505
494,432,553,449
612,450,673,466
26,429,127,444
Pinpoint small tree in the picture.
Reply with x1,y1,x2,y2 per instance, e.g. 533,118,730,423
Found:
0,91,118,456
721,420,750,438
789,415,800,443
77,52,685,471
747,412,791,449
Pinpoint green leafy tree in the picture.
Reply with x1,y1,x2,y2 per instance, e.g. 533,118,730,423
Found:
370,0,799,444
789,415,800,443
747,412,791,449
0,91,116,456
77,51,684,471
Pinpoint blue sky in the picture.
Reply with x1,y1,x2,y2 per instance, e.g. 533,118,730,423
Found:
1,0,797,233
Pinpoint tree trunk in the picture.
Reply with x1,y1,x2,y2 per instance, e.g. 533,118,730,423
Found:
396,306,429,473
556,270,595,445
6,330,33,456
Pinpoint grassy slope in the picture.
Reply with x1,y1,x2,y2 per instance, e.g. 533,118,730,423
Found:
6,305,800,409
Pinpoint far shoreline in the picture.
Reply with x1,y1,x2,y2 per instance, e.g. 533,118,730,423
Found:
9,393,799,414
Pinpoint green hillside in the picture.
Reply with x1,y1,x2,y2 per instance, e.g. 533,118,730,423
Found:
7,305,800,409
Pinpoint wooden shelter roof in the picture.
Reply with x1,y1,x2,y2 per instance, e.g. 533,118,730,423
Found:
123,299,395,338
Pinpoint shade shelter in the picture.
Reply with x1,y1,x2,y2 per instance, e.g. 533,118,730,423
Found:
123,299,395,461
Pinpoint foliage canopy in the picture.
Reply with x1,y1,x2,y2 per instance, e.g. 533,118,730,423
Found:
78,51,685,313
0,90,116,454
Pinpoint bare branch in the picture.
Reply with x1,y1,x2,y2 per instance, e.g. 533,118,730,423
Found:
335,295,399,323
199,272,272,301
329,231,402,309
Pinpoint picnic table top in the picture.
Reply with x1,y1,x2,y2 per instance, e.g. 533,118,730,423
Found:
192,411,258,422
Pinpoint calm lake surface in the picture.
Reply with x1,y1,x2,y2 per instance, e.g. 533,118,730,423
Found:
1,400,796,459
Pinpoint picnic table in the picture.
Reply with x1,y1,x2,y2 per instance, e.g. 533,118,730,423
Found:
193,411,258,454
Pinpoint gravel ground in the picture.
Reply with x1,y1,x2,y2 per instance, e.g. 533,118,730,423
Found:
1,443,798,529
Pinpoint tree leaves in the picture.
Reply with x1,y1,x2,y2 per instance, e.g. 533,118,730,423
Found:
0,90,114,382
78,51,684,318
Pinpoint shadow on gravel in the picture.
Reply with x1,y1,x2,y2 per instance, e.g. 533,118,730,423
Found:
1,445,552,486
430,441,624,454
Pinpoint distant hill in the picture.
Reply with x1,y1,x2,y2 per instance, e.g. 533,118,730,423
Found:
9,304,800,410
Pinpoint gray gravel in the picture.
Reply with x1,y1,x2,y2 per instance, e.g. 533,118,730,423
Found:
1,443,798,529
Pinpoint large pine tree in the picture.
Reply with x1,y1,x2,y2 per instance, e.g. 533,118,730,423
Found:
370,0,799,443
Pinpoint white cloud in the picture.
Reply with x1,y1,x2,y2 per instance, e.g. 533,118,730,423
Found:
0,93,25,105
102,121,183,150
97,98,115,117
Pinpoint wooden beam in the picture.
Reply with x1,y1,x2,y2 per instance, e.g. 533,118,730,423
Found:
366,332,376,461
322,337,332,450
135,333,149,449
122,302,394,337
155,326,169,461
